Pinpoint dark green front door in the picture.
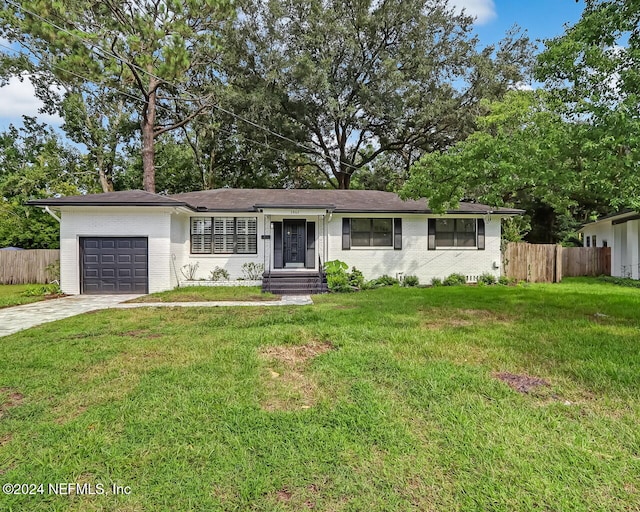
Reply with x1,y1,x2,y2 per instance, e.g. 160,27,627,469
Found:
283,220,306,267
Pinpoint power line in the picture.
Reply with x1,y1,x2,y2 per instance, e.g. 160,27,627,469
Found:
0,41,302,163
4,0,363,173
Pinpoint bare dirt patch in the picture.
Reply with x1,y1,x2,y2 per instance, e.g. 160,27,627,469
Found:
259,341,334,411
0,387,24,408
494,372,549,394
270,484,319,509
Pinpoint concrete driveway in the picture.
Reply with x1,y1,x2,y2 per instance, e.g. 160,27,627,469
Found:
0,294,314,338
0,295,142,338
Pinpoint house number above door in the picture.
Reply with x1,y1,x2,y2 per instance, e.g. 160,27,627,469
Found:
290,210,300,214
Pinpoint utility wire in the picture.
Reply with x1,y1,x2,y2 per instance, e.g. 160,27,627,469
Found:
0,41,300,160
4,0,363,173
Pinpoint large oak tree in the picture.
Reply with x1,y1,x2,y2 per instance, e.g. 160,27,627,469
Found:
222,0,533,189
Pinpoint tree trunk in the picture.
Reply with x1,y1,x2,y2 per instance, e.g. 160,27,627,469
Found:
141,80,157,193
96,154,114,192
336,171,351,189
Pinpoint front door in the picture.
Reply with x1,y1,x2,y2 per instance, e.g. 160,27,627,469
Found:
283,220,306,267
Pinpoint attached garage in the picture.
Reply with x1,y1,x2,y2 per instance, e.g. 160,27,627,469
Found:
80,237,148,294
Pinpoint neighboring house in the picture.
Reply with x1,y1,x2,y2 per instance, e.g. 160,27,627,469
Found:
28,189,521,294
579,210,640,279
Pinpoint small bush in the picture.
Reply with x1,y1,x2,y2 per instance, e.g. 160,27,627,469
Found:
348,267,365,289
596,275,640,288
443,273,467,286
180,262,199,280
209,266,230,281
478,272,497,285
403,275,420,287
376,275,400,287
324,260,352,292
498,275,517,286
241,262,264,280
430,277,443,287
23,283,62,296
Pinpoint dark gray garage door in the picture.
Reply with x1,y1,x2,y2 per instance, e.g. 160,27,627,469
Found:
80,237,148,294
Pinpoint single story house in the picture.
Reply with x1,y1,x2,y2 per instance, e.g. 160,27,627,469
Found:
28,189,521,294
579,210,640,279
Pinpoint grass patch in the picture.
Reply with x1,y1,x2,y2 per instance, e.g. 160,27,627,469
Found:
1,280,639,510
128,285,279,302
0,284,48,309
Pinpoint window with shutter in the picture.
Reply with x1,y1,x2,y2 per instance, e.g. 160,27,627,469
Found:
190,218,212,254
191,217,258,254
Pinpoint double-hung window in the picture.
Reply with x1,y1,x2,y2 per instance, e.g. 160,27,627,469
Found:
191,217,257,254
350,218,393,247
435,219,476,247
428,218,485,250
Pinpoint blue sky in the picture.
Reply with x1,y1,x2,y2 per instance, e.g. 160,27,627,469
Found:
0,0,585,131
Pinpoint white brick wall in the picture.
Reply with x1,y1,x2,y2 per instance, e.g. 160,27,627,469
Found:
59,208,505,294
326,214,503,284
176,214,268,281
59,207,172,294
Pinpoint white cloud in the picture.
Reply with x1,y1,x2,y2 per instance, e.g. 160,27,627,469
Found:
0,74,62,126
449,0,497,25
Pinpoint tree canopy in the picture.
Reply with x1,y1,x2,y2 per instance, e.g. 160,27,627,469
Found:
0,0,231,192
222,0,533,189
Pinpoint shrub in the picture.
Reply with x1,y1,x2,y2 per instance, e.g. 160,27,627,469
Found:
364,275,400,289
376,274,400,287
241,262,264,280
403,275,420,287
430,277,443,287
443,273,467,286
45,259,60,283
23,283,62,296
209,266,230,281
348,267,365,289
498,275,517,286
596,275,640,288
324,260,352,292
180,262,199,280
478,272,497,285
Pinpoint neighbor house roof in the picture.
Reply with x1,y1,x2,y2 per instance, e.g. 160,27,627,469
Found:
578,209,639,231
28,188,523,215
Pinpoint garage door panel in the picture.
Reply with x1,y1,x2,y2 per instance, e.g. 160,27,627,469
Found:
81,237,148,294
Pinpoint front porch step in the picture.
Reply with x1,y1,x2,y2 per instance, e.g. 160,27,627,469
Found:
262,271,328,295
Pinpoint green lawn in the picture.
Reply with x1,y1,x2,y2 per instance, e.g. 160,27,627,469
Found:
128,285,278,302
0,284,47,309
1,280,639,511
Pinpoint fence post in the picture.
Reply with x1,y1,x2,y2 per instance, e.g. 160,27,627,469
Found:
555,245,563,283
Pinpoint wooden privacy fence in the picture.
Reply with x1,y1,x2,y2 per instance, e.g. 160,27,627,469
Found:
0,249,60,284
503,243,611,283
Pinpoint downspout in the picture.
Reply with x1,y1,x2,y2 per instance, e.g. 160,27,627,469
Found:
44,206,61,223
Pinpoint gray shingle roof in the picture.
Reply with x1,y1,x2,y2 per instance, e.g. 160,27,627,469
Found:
26,190,193,208
28,188,523,215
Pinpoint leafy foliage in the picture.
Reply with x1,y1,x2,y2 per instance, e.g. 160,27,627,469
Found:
402,275,420,287
443,273,467,286
241,263,264,280
536,0,640,212
209,266,230,282
0,119,94,248
478,273,497,286
223,0,533,188
402,91,615,243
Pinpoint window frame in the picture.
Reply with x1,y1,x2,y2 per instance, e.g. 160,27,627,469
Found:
434,219,478,248
349,218,394,248
190,216,258,255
